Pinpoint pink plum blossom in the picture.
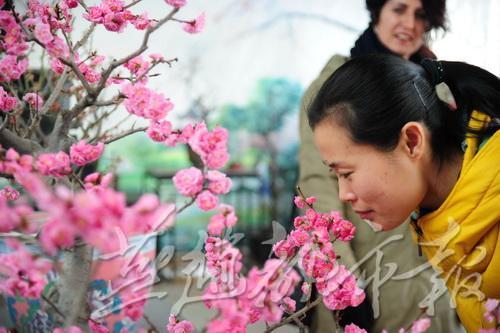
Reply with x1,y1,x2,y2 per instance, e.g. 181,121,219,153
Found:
23,92,44,109
196,190,218,211
166,314,194,333
69,140,104,166
165,0,187,8
206,170,232,194
345,324,367,333
36,152,72,177
183,13,205,34
172,167,203,197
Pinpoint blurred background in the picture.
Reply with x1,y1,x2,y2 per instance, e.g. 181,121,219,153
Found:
2,1,499,332
88,0,500,256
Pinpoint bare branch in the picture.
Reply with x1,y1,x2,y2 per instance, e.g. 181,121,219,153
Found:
96,7,180,94
264,297,322,333
74,23,96,51
93,96,124,107
42,293,67,321
124,0,142,10
40,70,70,116
102,126,147,144
0,127,43,154
0,232,38,245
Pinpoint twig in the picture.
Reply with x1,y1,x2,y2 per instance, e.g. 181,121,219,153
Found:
103,126,147,144
0,232,38,245
74,23,96,51
94,7,180,98
264,297,322,333
42,293,67,320
70,172,86,189
124,0,142,10
176,197,196,215
143,314,159,333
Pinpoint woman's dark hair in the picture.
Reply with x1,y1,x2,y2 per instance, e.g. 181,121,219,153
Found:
307,54,500,163
366,0,447,31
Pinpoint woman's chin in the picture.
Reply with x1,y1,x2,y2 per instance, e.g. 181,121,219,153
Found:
362,219,384,232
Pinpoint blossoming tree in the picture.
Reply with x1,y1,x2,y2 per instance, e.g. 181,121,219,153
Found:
0,1,434,333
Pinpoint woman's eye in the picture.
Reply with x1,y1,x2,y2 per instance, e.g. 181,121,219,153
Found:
393,6,405,14
415,11,427,21
339,172,353,179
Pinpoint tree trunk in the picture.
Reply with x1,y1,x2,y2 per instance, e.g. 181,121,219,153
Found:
55,244,93,329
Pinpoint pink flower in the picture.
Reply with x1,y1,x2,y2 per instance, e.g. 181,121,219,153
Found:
411,318,431,333
484,298,500,323
40,219,77,255
78,63,101,83
64,0,79,8
345,324,367,333
23,92,44,109
36,152,72,177
0,186,20,201
279,296,296,313
166,314,194,333
0,55,29,81
132,13,152,30
84,6,105,23
124,56,150,76
208,204,237,235
273,239,296,259
53,327,84,333
165,0,187,8
183,13,205,34
69,140,104,166
0,243,52,298
330,218,356,241
172,167,203,197
147,120,172,142
46,36,70,58
34,22,53,44
288,229,309,247
50,58,66,74
103,11,129,32
301,282,311,299
0,86,18,112
149,53,165,62
88,320,109,333
121,83,173,121
196,190,218,211
206,170,231,194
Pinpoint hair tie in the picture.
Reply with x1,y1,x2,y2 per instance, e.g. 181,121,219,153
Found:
421,58,445,86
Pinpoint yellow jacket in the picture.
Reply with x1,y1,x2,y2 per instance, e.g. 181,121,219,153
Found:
416,111,500,332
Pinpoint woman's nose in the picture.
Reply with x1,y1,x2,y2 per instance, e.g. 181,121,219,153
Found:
338,181,357,203
402,12,416,29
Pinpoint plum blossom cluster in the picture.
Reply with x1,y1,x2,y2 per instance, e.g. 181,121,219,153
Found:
0,146,174,255
0,239,52,299
274,196,363,311
167,314,194,333
201,236,301,331
171,124,231,212
207,204,238,236
172,167,232,212
2,140,105,178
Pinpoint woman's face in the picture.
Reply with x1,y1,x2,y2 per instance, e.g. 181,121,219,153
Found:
313,119,428,231
374,0,428,59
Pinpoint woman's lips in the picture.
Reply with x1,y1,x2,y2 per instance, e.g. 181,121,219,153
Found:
355,210,374,220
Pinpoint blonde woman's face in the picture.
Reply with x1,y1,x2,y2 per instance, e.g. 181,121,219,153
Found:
374,0,428,59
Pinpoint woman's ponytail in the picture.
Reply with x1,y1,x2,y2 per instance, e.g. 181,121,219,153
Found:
439,61,500,135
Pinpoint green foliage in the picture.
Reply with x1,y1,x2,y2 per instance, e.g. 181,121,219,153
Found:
216,77,302,135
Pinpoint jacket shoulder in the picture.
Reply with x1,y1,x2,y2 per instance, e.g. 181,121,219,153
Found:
302,54,348,110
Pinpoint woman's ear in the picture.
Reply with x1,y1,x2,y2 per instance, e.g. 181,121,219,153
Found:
400,122,426,160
